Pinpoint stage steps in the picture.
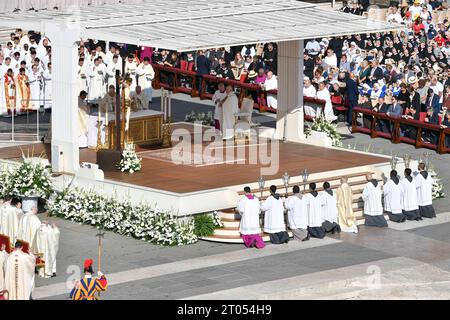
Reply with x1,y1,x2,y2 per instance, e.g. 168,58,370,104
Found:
201,170,381,244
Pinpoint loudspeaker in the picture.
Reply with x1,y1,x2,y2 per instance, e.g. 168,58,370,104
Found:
97,149,122,172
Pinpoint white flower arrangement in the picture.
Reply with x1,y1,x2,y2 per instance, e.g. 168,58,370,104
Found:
184,110,215,127
48,187,198,247
211,210,224,228
305,115,343,147
117,143,142,173
8,157,53,198
0,164,13,198
430,169,445,200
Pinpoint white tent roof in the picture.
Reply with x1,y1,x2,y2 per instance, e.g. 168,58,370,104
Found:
0,0,405,52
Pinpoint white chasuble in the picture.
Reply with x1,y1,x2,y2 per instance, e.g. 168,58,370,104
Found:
17,213,41,252
0,250,8,291
4,249,35,300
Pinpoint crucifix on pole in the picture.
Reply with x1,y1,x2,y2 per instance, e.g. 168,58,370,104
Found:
96,228,105,273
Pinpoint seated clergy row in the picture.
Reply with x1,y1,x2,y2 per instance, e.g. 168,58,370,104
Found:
237,180,357,249
364,163,436,227
0,197,60,281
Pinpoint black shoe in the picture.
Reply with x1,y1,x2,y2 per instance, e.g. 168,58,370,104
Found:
302,234,310,242
52,273,57,278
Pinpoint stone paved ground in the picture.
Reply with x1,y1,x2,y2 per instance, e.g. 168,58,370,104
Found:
2,93,450,300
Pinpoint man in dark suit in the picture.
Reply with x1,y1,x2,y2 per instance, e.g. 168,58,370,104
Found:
424,107,439,144
374,96,391,133
368,59,384,86
196,50,211,93
345,72,359,126
425,88,441,114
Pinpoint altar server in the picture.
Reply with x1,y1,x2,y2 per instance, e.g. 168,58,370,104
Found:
220,85,239,140
70,259,108,300
383,170,406,223
320,182,341,234
261,185,289,244
336,177,358,233
4,241,36,300
362,173,387,227
77,58,88,94
77,91,90,148
137,57,155,102
400,168,421,221
0,244,8,291
212,83,227,131
88,58,106,102
237,187,265,249
17,207,41,252
304,183,326,240
105,54,121,88
285,185,308,240
415,163,436,218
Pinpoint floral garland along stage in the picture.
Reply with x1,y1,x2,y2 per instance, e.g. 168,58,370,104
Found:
305,116,343,147
117,143,142,173
48,187,198,246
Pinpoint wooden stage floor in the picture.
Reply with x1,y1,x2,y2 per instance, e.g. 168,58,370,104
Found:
0,127,388,194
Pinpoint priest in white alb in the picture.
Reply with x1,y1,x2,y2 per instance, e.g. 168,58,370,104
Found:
4,241,36,300
303,76,317,119
336,177,358,233
362,173,388,227
78,91,90,148
415,162,436,219
400,168,422,221
137,57,155,102
130,86,150,111
261,185,289,244
383,170,406,223
0,198,16,242
237,187,265,249
304,182,326,240
320,182,341,234
0,244,8,291
88,57,107,102
48,223,60,277
34,222,59,278
285,185,308,241
17,206,41,252
264,71,278,110
220,85,239,140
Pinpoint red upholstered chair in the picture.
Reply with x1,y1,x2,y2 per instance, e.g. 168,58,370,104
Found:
187,62,195,71
17,239,45,268
0,234,11,253
419,112,427,122
180,60,188,71
439,116,442,125
239,72,248,83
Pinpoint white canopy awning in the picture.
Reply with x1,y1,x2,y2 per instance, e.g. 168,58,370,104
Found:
0,0,405,51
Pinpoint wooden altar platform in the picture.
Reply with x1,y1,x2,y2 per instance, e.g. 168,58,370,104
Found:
0,123,389,194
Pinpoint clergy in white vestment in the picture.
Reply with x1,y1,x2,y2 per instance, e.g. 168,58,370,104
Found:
336,177,358,233
34,222,59,278
106,55,121,88
0,198,16,242
42,63,52,110
125,54,138,93
320,182,341,234
77,91,90,148
88,58,107,102
136,57,155,102
383,170,406,223
100,85,116,113
77,58,89,94
261,185,289,244
415,163,436,219
264,71,278,109
284,185,309,241
0,244,8,291
130,86,150,111
304,183,326,240
4,241,36,300
220,85,239,140
316,81,337,122
212,83,227,131
28,64,43,110
362,173,388,227
237,187,265,249
400,168,422,221
17,207,41,253
303,76,317,119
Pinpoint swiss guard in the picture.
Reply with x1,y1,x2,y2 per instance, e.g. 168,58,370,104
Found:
70,259,108,300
